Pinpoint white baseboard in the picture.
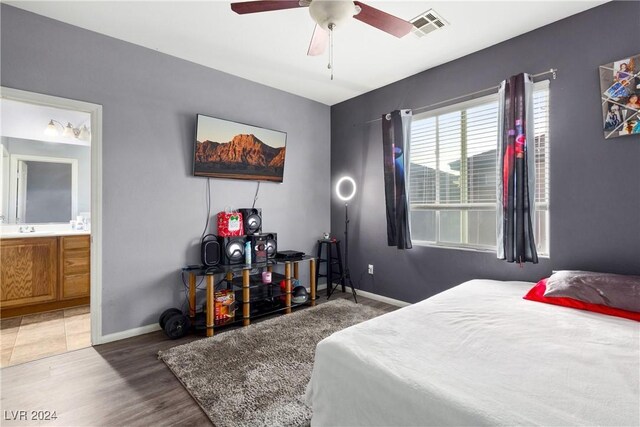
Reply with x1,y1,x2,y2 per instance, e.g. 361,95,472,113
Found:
347,286,411,307
96,323,161,345
317,282,410,308
353,289,410,307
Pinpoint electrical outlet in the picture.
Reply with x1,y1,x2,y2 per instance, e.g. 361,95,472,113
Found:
368,264,374,275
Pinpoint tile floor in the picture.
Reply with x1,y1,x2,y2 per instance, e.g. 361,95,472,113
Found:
0,305,91,367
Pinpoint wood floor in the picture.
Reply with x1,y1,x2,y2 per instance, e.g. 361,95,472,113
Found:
0,293,396,426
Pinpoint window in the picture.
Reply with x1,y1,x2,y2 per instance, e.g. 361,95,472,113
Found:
409,81,549,255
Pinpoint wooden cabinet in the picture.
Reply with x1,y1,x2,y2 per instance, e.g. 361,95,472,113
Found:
60,236,91,300
0,237,58,308
0,235,90,317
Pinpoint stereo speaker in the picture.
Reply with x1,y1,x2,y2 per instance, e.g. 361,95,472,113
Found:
249,234,268,264
263,232,277,259
238,208,262,235
217,235,247,265
200,234,220,267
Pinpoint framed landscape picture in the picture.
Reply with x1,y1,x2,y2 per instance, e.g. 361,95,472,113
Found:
600,53,640,139
193,115,287,182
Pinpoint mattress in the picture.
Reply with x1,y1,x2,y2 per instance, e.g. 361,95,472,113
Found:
305,280,640,426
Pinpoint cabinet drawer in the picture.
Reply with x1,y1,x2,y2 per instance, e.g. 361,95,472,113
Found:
62,273,90,299
63,252,90,275
62,235,90,250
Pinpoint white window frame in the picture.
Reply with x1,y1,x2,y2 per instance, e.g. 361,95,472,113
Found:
409,80,550,255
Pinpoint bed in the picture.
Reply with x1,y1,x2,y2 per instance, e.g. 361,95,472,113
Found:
305,279,640,426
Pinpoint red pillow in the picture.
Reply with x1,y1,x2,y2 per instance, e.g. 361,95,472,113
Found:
524,279,640,322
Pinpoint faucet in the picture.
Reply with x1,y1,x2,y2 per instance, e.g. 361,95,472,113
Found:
19,226,36,233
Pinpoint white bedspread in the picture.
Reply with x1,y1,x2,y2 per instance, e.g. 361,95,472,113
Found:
306,280,640,426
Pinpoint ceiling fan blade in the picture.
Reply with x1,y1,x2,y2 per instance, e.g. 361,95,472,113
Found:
231,1,306,15
353,1,413,38
307,24,328,56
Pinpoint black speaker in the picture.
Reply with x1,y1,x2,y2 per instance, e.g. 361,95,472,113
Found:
217,236,247,265
238,208,262,235
249,234,268,264
263,232,277,259
201,234,220,267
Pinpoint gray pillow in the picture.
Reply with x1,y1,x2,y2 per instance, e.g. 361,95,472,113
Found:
544,270,640,313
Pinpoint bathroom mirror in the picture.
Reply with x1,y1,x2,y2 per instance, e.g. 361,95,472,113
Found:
1,138,90,224
10,154,77,223
0,97,91,225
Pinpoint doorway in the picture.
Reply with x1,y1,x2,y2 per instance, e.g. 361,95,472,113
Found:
0,87,102,366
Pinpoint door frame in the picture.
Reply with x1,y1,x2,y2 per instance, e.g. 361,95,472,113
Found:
1,144,8,223
1,87,103,345
9,154,79,223
15,160,27,223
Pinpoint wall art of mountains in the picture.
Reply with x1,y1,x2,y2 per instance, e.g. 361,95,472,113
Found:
194,134,286,182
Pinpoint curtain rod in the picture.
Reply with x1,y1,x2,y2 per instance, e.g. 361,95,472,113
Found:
363,68,557,125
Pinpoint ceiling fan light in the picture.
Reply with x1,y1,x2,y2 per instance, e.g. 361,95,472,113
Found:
309,0,358,31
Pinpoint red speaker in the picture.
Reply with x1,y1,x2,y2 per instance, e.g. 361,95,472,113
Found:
217,236,247,265
238,208,262,235
201,234,220,267
264,232,277,259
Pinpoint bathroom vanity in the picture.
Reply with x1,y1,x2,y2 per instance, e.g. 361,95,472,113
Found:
0,97,93,318
0,227,90,318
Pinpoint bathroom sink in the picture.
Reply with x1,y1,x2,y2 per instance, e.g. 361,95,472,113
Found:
1,231,52,238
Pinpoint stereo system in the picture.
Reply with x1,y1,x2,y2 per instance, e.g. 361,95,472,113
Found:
264,232,277,259
200,209,279,266
201,234,220,267
248,234,268,264
217,235,247,265
238,208,262,235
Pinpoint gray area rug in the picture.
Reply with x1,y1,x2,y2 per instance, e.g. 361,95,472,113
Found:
158,298,386,427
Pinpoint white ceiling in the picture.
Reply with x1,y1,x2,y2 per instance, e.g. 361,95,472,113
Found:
7,0,607,105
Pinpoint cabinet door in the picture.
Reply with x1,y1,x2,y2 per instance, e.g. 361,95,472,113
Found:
0,237,58,308
59,235,90,300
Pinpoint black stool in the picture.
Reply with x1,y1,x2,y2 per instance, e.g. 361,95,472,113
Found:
316,239,344,297
316,239,357,302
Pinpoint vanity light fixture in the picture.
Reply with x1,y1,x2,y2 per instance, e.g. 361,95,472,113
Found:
45,119,91,141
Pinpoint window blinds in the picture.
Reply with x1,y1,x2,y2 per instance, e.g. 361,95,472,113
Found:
409,82,550,253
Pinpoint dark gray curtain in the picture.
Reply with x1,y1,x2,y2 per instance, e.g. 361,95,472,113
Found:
382,109,412,250
497,73,538,264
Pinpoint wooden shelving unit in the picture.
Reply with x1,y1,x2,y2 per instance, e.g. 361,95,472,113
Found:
184,256,316,337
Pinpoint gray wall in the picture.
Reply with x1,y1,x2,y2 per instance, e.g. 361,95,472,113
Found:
25,161,72,223
331,1,640,303
1,5,331,335
3,137,91,218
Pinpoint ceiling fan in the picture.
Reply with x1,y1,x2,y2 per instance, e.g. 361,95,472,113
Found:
230,0,414,77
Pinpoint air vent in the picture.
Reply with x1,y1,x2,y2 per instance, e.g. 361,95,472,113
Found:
410,9,448,38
